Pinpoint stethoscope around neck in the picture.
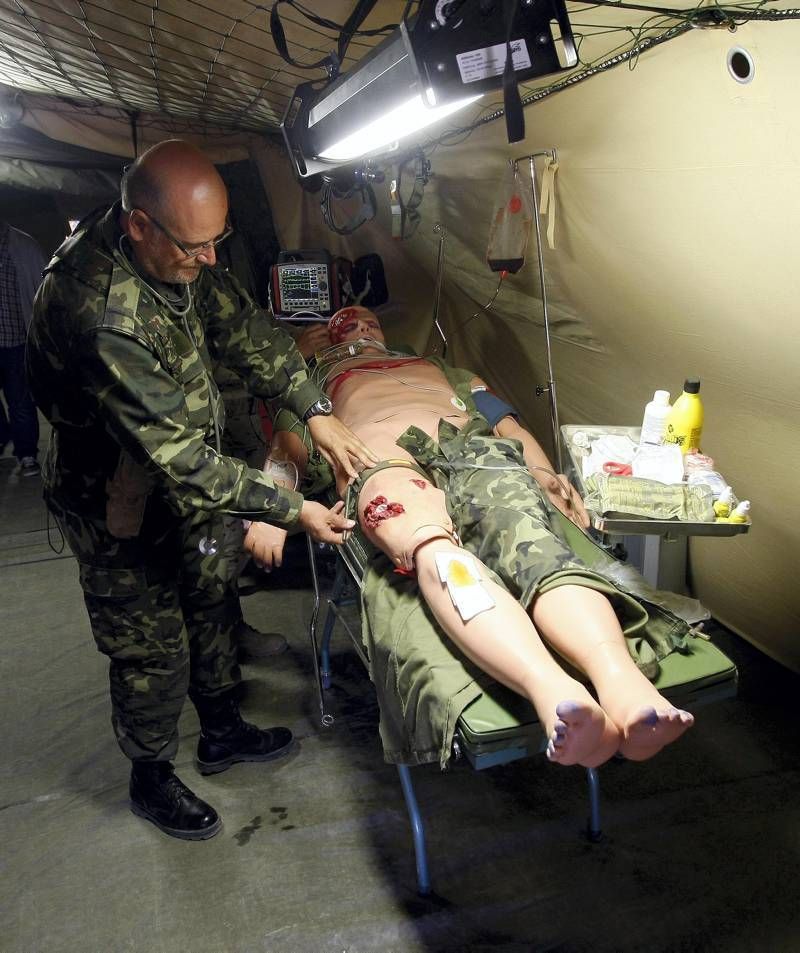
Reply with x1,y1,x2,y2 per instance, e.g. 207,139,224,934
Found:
118,233,221,556
117,234,193,318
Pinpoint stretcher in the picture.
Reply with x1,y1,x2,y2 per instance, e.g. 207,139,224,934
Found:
305,527,738,896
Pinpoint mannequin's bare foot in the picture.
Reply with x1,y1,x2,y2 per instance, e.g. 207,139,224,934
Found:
545,700,620,767
618,705,694,761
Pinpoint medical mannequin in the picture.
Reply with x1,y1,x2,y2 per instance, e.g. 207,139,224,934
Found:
246,307,694,767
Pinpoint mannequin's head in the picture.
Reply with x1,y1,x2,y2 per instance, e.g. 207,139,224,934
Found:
328,306,385,345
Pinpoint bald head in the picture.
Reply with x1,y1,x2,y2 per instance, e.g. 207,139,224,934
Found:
120,140,231,284
121,139,227,220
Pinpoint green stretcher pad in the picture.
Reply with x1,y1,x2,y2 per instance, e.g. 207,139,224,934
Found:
455,637,737,767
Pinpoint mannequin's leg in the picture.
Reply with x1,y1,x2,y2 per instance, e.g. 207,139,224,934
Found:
530,585,694,761
413,542,620,767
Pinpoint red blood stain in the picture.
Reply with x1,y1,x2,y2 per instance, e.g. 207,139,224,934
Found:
508,195,522,214
363,496,405,529
328,307,360,342
410,479,427,489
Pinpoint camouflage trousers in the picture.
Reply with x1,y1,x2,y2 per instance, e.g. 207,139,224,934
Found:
50,498,240,762
219,384,266,607
396,415,589,608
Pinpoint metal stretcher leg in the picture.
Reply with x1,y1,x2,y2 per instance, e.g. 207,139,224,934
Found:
320,561,351,690
397,764,432,896
314,549,433,892
306,534,334,727
585,767,602,841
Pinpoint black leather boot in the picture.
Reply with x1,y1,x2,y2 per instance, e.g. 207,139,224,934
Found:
194,690,293,776
129,761,222,840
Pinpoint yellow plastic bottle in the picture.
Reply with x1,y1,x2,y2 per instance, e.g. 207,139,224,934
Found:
664,378,704,454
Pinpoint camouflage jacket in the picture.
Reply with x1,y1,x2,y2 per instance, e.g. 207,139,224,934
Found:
26,204,322,527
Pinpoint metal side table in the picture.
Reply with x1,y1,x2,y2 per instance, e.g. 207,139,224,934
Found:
561,425,749,593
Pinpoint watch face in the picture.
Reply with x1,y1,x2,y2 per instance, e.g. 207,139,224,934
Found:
304,396,333,421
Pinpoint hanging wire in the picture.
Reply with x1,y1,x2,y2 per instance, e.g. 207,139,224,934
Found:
424,2,800,150
462,272,508,326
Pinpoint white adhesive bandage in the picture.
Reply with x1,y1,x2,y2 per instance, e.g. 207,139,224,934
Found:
434,551,495,622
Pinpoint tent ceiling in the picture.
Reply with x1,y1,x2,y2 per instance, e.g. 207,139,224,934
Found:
0,0,399,134
2,0,791,141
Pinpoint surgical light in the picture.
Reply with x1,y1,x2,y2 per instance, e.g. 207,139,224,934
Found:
317,90,483,163
281,0,577,179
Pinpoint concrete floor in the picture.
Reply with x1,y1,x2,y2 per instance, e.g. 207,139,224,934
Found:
3,437,800,953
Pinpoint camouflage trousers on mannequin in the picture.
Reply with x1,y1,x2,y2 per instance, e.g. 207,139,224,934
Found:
394,415,690,667
395,415,589,605
50,498,240,762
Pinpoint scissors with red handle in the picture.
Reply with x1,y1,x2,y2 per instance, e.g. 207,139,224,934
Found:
603,461,633,476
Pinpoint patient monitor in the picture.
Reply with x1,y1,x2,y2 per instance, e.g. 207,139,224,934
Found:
271,248,388,321
271,249,339,320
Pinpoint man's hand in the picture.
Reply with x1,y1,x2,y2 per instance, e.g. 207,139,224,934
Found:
539,472,590,529
295,323,331,360
307,414,378,480
243,521,288,571
297,499,356,544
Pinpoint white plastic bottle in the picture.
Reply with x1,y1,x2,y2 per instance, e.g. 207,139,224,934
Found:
639,390,672,446
730,500,751,523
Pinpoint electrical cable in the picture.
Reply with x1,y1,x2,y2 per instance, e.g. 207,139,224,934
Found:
330,366,461,400
268,0,401,77
423,2,800,150
266,1,401,39
311,339,424,391
311,339,394,389
46,508,66,556
320,175,377,235
463,272,507,326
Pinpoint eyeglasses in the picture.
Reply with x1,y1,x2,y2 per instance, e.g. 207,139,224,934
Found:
137,209,233,259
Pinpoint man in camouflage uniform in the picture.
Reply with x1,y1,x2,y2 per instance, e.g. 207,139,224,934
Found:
247,307,695,770
26,141,374,841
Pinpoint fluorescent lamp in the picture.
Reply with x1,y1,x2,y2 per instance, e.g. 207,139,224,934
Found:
318,91,482,163
281,0,576,179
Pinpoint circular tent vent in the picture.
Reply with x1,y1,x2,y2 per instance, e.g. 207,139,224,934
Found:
727,47,755,84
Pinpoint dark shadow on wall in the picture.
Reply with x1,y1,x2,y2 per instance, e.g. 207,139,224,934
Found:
218,159,280,307
0,124,122,253
1,185,73,258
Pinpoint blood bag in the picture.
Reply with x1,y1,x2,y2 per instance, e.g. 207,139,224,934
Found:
486,162,533,274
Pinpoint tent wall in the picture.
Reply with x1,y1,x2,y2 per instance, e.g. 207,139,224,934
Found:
0,186,71,255
259,22,800,672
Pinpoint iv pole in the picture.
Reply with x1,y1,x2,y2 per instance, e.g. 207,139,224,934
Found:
514,149,563,472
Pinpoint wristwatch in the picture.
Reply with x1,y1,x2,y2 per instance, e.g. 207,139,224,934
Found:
302,395,333,422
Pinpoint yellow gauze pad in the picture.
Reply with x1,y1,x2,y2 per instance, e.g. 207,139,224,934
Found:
434,552,496,622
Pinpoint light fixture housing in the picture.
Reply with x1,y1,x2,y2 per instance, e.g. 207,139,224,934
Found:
281,0,577,178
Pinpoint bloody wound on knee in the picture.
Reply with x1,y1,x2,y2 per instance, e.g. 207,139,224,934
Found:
410,479,427,489
363,496,405,529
